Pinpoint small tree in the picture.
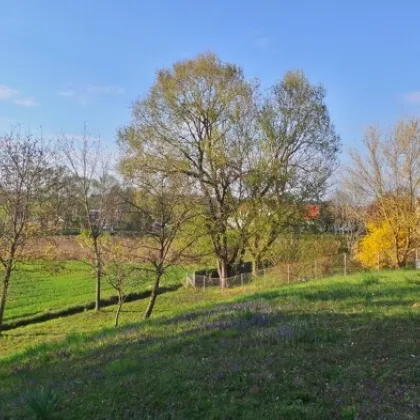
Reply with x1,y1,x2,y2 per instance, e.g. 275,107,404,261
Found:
61,129,116,310
330,189,365,255
0,131,55,334
102,236,144,327
119,154,200,318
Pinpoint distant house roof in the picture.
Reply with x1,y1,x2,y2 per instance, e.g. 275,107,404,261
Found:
304,205,321,221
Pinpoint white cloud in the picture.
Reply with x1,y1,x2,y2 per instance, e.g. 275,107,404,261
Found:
57,89,75,97
253,36,273,49
0,84,39,107
402,91,420,105
0,85,19,100
58,84,125,104
86,85,125,95
13,97,39,107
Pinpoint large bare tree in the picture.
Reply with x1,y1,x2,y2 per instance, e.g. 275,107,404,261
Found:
346,120,420,267
0,131,56,333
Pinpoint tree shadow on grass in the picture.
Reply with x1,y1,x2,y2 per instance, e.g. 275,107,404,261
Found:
239,281,419,306
154,281,419,328
0,295,419,420
4,310,43,323
2,285,181,332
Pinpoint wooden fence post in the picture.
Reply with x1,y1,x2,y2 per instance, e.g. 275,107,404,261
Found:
344,253,347,276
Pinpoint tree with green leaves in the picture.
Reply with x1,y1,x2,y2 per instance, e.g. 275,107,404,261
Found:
102,236,142,327
246,199,302,275
119,53,258,287
119,55,339,287
243,70,339,272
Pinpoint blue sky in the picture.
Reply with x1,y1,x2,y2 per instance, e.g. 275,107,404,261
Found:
1,0,420,157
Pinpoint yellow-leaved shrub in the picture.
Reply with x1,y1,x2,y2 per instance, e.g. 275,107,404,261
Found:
355,221,409,269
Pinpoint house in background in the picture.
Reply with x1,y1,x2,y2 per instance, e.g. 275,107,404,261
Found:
304,204,321,221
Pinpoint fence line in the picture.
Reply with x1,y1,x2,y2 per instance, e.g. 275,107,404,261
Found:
185,253,363,290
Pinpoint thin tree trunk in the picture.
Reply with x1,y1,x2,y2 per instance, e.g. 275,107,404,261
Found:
114,299,123,328
0,264,13,335
0,240,17,335
144,274,161,319
93,236,102,311
252,259,257,276
238,246,246,266
218,259,228,289
252,255,262,276
393,230,403,269
95,266,101,311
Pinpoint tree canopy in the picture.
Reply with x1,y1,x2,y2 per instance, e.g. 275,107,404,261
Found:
119,53,340,284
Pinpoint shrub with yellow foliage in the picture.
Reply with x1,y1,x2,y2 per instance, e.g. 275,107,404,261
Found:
355,220,412,269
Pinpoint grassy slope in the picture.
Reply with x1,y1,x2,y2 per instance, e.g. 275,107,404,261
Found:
1,271,419,419
4,261,185,324
5,261,111,323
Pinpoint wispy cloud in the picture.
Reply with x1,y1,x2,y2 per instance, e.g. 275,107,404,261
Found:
13,97,39,107
0,85,19,100
86,85,125,95
253,36,273,49
58,84,125,104
0,84,39,107
57,89,75,97
402,91,420,105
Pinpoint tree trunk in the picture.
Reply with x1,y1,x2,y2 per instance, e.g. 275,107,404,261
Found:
95,266,101,311
0,264,13,335
144,275,161,319
238,246,246,266
252,255,262,276
396,258,405,268
217,259,228,289
93,236,102,311
114,300,123,328
393,231,404,269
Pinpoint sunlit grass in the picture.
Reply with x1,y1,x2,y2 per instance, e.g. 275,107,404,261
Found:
0,270,419,419
5,260,186,324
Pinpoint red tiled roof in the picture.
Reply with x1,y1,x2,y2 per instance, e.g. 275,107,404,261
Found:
304,205,321,220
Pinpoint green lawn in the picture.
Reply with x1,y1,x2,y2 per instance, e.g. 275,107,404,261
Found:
0,271,419,419
5,261,105,323
4,261,186,324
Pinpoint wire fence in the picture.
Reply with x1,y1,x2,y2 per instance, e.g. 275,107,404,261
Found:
184,253,364,291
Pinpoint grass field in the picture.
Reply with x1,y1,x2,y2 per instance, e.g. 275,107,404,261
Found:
4,261,186,325
0,270,419,419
